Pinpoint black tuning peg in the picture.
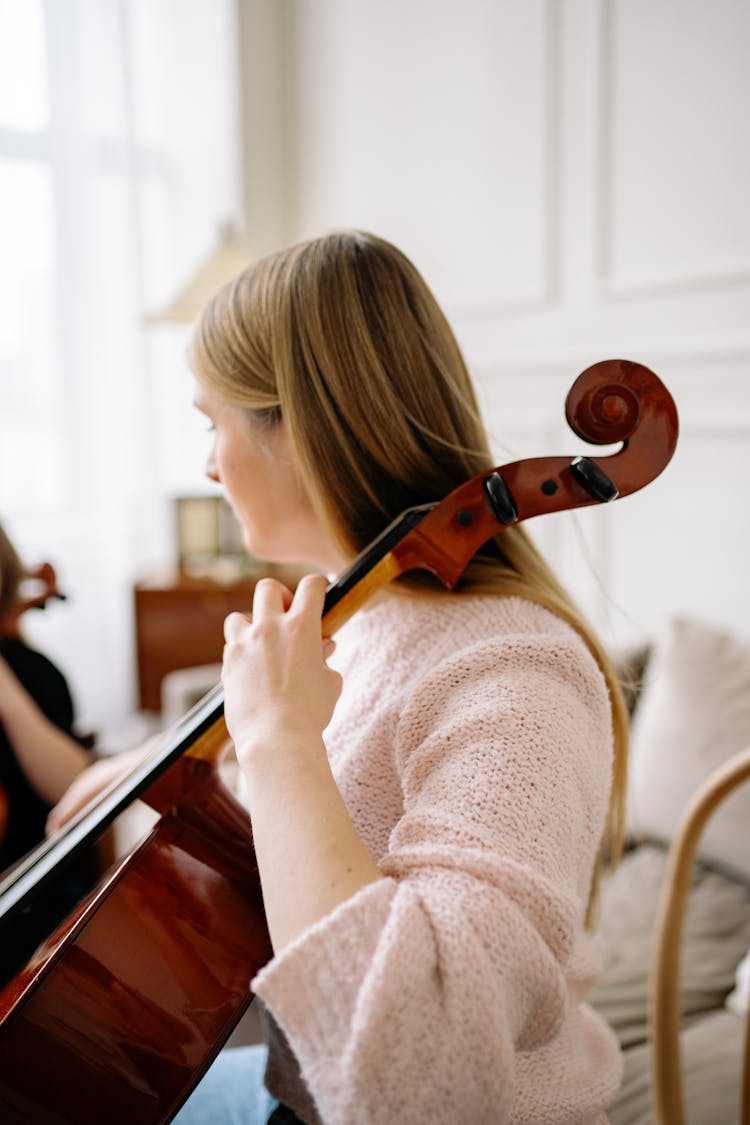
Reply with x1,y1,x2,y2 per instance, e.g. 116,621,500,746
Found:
569,456,619,503
483,472,519,525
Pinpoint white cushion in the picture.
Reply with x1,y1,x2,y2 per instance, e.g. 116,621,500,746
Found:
727,948,750,1017
160,663,221,726
592,843,750,1047
627,617,750,879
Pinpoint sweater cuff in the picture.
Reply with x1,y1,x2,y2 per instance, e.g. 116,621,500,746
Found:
252,876,398,1046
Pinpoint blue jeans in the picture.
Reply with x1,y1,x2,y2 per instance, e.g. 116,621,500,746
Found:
172,1045,278,1125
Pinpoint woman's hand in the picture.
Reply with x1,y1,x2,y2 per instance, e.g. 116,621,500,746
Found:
46,739,157,834
221,573,381,952
222,573,341,767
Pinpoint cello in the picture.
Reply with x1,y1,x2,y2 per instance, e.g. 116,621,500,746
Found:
0,562,67,641
0,359,678,1124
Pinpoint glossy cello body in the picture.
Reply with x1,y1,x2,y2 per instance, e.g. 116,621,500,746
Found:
0,742,271,1122
0,360,679,1123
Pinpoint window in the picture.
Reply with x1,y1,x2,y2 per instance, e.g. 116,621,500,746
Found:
0,0,61,509
0,0,240,516
0,0,241,733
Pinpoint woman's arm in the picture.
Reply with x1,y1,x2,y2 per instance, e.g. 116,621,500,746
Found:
222,574,383,953
46,741,158,834
0,653,90,804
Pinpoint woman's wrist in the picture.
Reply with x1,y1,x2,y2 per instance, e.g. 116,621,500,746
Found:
236,731,382,951
235,729,329,786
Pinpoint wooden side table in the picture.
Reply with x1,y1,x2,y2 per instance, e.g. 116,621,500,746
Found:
133,570,257,712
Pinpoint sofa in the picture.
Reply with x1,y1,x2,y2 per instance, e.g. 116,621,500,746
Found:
593,616,750,1123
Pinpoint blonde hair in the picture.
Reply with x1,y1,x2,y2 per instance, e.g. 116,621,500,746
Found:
191,230,628,922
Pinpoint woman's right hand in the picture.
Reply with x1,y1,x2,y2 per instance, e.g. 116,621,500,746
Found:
46,739,158,835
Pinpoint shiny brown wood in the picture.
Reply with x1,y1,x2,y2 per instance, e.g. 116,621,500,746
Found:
650,747,750,1125
390,359,679,588
0,754,271,1123
321,552,403,637
0,561,65,639
133,572,257,712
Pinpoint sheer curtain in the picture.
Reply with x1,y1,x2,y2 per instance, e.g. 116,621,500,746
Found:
0,0,241,740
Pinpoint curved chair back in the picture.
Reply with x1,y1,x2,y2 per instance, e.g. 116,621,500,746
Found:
650,745,750,1125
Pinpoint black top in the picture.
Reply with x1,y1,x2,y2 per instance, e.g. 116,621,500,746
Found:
0,636,100,981
0,636,87,870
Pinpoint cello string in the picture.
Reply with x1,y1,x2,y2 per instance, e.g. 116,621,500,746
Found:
0,683,226,924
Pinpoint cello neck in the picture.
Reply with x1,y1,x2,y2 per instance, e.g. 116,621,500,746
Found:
0,505,434,928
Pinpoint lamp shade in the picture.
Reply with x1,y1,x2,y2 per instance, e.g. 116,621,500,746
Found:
146,223,253,325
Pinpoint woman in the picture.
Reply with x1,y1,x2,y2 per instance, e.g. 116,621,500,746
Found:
57,231,625,1124
0,523,90,872
0,523,97,978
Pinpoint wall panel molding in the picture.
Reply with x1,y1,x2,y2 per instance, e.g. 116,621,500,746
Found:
594,0,750,300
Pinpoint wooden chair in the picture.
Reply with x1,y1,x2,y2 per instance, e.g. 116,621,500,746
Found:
650,745,750,1125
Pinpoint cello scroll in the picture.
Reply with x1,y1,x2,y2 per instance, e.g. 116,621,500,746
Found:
352,357,679,605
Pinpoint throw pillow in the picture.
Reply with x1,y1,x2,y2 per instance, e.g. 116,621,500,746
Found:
627,617,750,880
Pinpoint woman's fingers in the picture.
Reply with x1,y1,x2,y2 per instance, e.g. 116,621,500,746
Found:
288,573,329,621
220,572,340,761
292,576,336,661
224,610,251,644
253,577,293,620
224,575,329,646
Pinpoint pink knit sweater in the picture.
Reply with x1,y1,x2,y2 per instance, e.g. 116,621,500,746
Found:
252,593,622,1124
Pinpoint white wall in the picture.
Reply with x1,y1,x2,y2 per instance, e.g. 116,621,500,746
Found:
240,0,750,648
13,0,749,740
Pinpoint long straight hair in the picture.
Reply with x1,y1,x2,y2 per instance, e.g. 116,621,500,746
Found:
191,230,628,923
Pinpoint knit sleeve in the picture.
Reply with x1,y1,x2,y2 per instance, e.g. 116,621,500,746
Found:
252,627,614,1125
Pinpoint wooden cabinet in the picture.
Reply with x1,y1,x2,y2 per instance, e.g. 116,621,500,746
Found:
133,571,257,712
